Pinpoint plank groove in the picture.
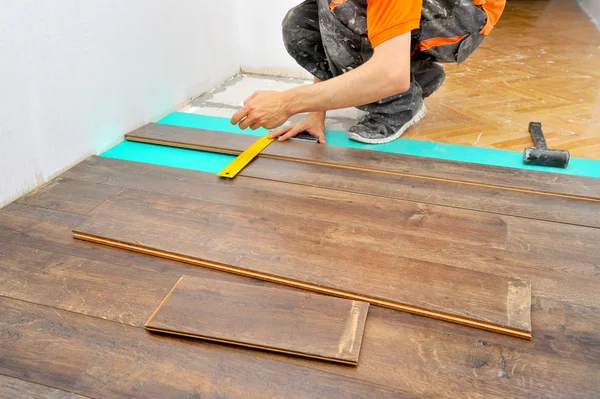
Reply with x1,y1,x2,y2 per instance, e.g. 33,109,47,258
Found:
73,188,532,339
146,275,369,365
125,123,600,200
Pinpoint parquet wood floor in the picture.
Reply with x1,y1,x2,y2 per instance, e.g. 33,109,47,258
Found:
406,0,600,159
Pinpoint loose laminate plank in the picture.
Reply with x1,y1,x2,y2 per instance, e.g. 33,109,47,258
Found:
0,297,408,399
146,275,369,365
73,188,532,339
125,123,600,200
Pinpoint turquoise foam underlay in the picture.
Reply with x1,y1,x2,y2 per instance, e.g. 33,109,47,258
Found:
100,111,600,179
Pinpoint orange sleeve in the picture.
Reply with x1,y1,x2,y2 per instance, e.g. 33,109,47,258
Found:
366,0,423,48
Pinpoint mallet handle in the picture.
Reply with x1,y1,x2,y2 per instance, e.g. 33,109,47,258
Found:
528,122,548,150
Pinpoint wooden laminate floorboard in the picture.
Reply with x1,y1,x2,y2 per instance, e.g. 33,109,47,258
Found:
60,158,510,249
0,297,407,399
125,123,600,200
0,242,177,326
16,177,121,216
0,375,87,399
64,155,600,229
2,187,597,312
72,188,532,339
54,158,600,304
0,231,598,398
146,275,369,365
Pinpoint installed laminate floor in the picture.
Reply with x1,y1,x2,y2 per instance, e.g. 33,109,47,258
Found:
1,146,599,398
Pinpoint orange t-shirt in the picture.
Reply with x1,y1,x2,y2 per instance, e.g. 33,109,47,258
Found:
365,0,506,48
366,0,423,48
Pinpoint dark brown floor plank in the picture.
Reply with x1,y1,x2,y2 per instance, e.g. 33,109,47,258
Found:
58,159,600,307
74,188,532,338
0,375,87,399
1,199,596,313
62,157,510,250
16,177,121,215
0,203,246,284
242,157,600,229
0,297,407,399
146,275,369,365
65,155,600,230
60,157,600,283
0,242,178,326
1,221,597,398
125,123,600,200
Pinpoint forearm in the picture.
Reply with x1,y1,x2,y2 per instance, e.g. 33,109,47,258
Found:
285,35,411,114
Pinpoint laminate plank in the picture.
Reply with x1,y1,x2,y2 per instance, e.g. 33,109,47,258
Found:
62,157,509,249
59,157,600,285
0,298,408,399
1,217,598,398
125,123,600,200
16,177,121,215
0,242,178,326
73,188,532,338
0,203,246,284
63,155,600,229
1,199,596,313
0,375,87,399
146,275,369,365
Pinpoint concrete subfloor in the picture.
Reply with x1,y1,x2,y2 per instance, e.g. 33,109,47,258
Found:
179,74,367,133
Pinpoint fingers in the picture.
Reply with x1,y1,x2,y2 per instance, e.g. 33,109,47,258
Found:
244,91,260,105
268,125,292,138
280,127,303,142
305,128,326,144
231,105,249,125
238,115,254,130
316,130,326,144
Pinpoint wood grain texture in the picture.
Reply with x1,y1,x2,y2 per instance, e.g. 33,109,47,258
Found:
73,188,532,338
401,0,600,159
63,155,600,229
0,297,408,399
0,241,178,326
1,202,599,398
16,177,121,215
0,376,86,399
63,156,509,249
125,123,600,200
146,275,369,365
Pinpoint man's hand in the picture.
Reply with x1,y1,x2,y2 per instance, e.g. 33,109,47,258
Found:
268,111,326,143
230,90,292,130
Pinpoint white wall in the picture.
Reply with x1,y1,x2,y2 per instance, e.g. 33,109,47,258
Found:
237,0,311,79
0,1,240,207
578,0,600,29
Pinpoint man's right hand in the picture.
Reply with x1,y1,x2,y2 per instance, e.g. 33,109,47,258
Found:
268,111,326,144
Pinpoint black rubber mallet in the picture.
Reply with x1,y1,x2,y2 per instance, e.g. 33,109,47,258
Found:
523,122,570,168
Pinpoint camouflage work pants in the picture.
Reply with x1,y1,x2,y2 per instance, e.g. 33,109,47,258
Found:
282,0,488,115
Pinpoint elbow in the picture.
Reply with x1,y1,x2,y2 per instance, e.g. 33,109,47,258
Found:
386,70,411,95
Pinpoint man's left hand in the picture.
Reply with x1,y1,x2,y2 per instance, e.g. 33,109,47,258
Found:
230,90,292,130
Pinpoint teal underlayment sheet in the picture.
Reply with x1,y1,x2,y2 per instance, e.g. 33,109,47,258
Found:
101,112,600,179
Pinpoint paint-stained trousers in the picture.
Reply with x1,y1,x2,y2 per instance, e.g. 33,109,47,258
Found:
282,0,488,116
